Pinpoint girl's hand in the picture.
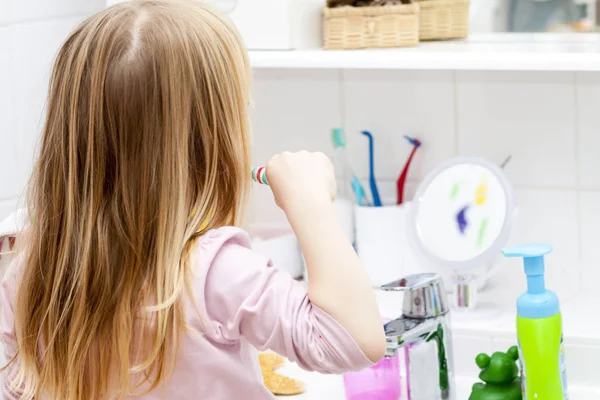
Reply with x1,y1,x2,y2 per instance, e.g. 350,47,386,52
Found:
266,151,337,214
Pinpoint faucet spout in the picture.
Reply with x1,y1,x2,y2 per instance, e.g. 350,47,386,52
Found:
384,316,444,356
381,273,455,400
384,316,453,399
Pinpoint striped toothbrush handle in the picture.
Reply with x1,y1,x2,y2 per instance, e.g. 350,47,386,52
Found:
251,166,269,186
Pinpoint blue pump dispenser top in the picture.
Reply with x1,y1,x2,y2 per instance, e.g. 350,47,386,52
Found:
502,243,560,319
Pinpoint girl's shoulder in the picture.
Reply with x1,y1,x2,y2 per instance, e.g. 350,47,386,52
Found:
189,226,266,276
195,226,252,252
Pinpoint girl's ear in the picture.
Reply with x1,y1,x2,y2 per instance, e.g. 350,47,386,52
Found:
508,346,519,361
475,353,491,369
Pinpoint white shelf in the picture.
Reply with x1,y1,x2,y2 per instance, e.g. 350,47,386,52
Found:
249,37,600,71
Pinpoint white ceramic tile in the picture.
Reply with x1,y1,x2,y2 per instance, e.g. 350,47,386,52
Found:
247,184,287,227
0,27,19,199
563,343,600,387
342,70,456,181
453,334,492,377
561,295,600,342
10,0,104,23
490,337,519,351
491,189,580,300
456,71,576,188
10,17,82,193
576,73,600,188
579,191,600,292
248,69,341,225
0,0,10,25
0,197,17,221
251,69,342,166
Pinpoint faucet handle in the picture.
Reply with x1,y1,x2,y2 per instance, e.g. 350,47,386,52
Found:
381,273,440,291
381,273,448,319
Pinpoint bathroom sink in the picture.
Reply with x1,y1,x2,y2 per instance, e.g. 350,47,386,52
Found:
275,361,600,400
274,362,474,400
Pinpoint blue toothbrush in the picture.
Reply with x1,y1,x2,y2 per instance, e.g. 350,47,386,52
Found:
361,130,382,207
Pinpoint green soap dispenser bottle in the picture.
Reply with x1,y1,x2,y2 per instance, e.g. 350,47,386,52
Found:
502,243,568,400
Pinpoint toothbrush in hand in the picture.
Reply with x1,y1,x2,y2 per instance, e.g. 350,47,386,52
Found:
252,166,269,186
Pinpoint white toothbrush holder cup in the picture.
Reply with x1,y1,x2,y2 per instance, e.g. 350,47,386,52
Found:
354,203,418,287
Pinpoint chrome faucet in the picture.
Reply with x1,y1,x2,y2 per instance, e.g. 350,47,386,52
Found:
381,273,455,400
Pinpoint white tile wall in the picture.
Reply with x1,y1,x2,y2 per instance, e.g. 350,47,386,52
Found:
456,71,577,188
342,70,457,182
249,70,600,303
0,198,18,221
10,0,104,24
503,188,580,298
248,69,342,226
473,188,581,304
576,73,600,189
251,69,342,162
0,0,10,26
564,343,600,387
0,27,19,200
0,1,103,220
452,334,492,377
10,17,84,193
579,191,600,292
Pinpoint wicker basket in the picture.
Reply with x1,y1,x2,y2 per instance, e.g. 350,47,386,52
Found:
323,4,419,50
418,0,469,41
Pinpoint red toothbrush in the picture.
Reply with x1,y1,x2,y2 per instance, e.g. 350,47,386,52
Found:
397,136,421,205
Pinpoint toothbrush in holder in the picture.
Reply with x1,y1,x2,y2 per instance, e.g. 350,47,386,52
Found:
361,130,382,207
397,135,421,205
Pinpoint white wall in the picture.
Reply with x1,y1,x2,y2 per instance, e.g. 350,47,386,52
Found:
249,69,600,301
0,0,106,218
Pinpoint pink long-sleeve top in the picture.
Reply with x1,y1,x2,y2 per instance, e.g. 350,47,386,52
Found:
0,227,373,399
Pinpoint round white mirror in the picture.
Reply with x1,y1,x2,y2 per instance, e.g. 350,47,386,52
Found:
408,157,515,314
410,157,513,269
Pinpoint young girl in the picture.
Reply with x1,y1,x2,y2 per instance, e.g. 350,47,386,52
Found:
0,1,385,399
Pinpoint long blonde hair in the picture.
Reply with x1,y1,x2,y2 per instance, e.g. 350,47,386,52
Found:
10,1,251,398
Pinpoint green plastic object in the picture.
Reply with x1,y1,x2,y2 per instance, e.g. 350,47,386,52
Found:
469,346,522,400
502,243,567,399
517,314,565,399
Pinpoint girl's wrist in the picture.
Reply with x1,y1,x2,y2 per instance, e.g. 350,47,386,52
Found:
284,197,335,228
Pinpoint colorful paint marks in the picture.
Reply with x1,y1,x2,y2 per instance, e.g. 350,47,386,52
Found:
475,177,488,205
456,205,470,235
453,176,490,241
450,183,460,200
476,218,489,248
